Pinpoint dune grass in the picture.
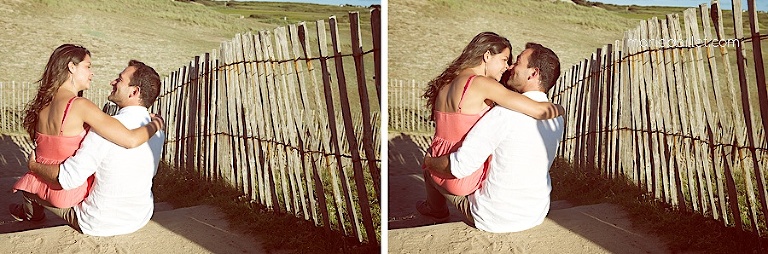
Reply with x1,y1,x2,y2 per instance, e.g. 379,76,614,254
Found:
550,158,768,253
388,0,638,83
0,0,273,89
201,0,372,28
574,0,768,41
389,0,767,83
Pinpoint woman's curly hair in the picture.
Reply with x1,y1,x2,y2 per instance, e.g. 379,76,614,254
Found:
422,32,511,120
23,44,90,139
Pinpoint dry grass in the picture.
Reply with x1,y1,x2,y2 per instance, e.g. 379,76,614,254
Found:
0,0,377,114
389,0,768,83
389,0,637,82
0,0,274,91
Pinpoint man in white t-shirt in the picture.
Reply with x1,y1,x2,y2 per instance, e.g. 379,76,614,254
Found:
25,60,165,236
421,43,564,233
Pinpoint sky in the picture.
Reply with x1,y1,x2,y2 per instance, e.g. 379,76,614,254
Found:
236,0,380,6
592,0,768,12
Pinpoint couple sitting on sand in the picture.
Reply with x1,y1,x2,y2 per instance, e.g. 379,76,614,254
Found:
9,44,166,237
419,32,565,233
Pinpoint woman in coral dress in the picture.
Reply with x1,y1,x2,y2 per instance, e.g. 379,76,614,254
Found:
10,44,163,221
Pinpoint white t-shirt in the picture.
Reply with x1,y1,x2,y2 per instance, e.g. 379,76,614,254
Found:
450,91,564,233
59,106,165,236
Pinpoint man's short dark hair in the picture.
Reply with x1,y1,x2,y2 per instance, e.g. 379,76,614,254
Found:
525,43,560,93
127,60,161,107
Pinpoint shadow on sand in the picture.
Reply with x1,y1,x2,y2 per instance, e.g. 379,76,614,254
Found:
387,132,471,229
0,135,69,233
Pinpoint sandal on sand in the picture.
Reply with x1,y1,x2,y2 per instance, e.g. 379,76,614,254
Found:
416,201,450,222
8,204,45,222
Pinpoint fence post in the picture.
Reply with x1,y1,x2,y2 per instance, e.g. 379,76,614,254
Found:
288,23,319,224
657,17,679,206
629,26,644,187
644,17,664,200
567,64,577,162
731,0,767,234
687,8,720,219
746,0,768,229
253,31,281,211
371,7,382,103
330,14,376,244
668,14,697,211
349,12,381,200
699,3,729,224
297,22,331,231
711,1,746,229
274,26,308,219
316,18,354,236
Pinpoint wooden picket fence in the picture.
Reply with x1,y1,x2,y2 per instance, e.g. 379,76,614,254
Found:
155,10,381,244
550,1,768,234
388,79,433,133
387,0,767,236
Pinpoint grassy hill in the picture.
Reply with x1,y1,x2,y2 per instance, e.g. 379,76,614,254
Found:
0,0,370,91
389,0,768,82
0,0,258,87
389,0,637,82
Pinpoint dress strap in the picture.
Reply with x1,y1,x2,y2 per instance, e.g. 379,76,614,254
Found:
457,75,477,113
60,97,79,136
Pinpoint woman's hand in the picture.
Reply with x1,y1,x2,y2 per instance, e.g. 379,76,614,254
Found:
150,113,165,132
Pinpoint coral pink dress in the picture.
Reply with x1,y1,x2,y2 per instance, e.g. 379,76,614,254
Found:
426,75,492,196
12,97,94,208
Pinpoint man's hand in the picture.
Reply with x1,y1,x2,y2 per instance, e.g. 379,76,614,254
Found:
423,153,452,177
27,151,37,172
27,151,62,188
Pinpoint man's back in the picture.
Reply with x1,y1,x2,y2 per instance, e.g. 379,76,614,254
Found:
452,91,564,233
59,106,164,236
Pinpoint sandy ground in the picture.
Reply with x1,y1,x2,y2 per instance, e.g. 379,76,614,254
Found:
0,205,265,254
387,132,670,253
0,135,265,253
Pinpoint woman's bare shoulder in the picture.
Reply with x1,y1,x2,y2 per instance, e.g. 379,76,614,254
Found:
468,76,505,92
71,97,98,106
471,75,501,85
451,73,493,87
69,97,99,114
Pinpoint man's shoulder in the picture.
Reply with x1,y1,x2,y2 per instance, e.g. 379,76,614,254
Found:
490,106,529,118
112,113,131,123
113,109,150,128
